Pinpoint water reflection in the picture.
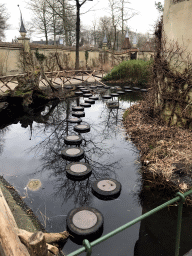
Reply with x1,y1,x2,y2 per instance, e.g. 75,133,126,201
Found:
135,180,192,256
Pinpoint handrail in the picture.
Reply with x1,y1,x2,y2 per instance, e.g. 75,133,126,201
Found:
67,189,192,256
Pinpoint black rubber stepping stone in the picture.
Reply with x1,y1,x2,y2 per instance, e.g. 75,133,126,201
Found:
82,89,90,93
67,117,82,123
92,178,121,200
132,87,140,90
124,86,131,89
117,91,125,94
75,91,83,96
110,87,115,90
111,93,119,97
103,86,110,89
97,84,103,88
102,95,112,99
80,102,91,108
66,162,92,180
85,99,95,104
74,123,90,133
89,85,97,89
72,106,84,111
72,111,85,117
64,134,82,145
89,96,99,100
83,93,92,98
140,89,148,92
125,89,133,92
61,147,84,161
80,87,86,91
66,206,103,242
65,86,73,89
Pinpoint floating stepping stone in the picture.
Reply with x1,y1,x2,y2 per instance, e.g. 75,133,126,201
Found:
67,117,82,123
61,147,84,161
89,85,97,89
82,89,90,93
74,124,90,133
124,86,131,89
77,85,84,88
80,103,91,108
102,95,112,99
89,96,99,100
72,106,84,111
27,179,42,191
83,93,92,98
64,134,82,145
110,87,115,90
72,111,85,117
132,87,140,90
97,84,103,88
125,89,132,92
103,86,110,89
80,87,86,91
65,86,73,89
75,91,83,96
66,162,92,180
92,179,121,200
66,206,103,240
140,88,148,92
111,93,119,97
85,99,95,104
117,91,125,94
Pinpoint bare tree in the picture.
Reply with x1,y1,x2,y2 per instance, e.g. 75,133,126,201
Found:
0,4,9,41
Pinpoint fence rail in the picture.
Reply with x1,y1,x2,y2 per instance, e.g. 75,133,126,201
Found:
67,189,192,256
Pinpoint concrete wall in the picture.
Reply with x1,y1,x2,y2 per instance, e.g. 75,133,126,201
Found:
164,0,192,56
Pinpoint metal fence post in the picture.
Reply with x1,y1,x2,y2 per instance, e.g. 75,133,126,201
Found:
175,192,185,256
83,239,92,256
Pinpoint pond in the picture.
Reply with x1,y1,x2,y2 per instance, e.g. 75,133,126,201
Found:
1,84,192,256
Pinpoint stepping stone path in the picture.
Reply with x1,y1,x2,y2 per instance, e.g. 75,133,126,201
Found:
102,95,112,99
72,106,84,111
111,93,119,97
85,99,95,104
66,162,92,180
80,103,91,108
83,93,92,98
67,117,82,123
61,147,84,161
72,111,85,117
74,123,90,133
64,134,82,145
117,91,125,94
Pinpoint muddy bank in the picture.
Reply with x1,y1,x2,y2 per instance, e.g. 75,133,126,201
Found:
123,101,192,205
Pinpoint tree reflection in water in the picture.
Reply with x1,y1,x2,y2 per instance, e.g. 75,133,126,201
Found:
28,97,121,206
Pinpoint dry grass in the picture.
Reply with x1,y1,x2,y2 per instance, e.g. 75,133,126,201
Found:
123,100,192,204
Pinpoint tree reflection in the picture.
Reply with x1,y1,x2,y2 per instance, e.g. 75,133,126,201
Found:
0,127,9,155
28,97,121,206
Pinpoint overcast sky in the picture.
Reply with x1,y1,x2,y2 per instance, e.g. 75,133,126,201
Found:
2,0,164,42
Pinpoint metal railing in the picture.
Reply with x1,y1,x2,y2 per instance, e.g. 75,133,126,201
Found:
67,189,192,256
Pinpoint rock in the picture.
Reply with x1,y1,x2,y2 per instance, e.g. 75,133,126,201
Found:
0,102,9,112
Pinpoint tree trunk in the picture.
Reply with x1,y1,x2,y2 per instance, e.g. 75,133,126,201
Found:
75,0,80,70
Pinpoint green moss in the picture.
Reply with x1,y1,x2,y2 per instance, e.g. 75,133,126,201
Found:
14,90,33,96
123,109,129,121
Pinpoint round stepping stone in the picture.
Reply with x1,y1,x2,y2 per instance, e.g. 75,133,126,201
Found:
89,85,97,89
111,93,119,97
64,134,82,145
110,87,115,90
80,87,86,91
65,86,73,89
92,179,121,200
72,106,84,111
74,124,90,133
66,206,103,239
117,91,125,94
102,95,112,99
103,86,110,89
66,162,92,180
82,89,90,93
80,103,91,108
140,88,148,92
77,85,84,88
132,87,140,90
97,84,103,88
75,91,83,96
27,179,42,191
72,111,85,117
83,93,92,98
85,99,95,104
124,86,131,89
67,117,82,123
89,96,99,100
61,147,84,161
125,89,133,92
